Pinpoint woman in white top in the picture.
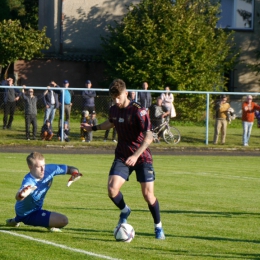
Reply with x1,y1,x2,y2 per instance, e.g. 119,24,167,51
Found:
160,86,176,119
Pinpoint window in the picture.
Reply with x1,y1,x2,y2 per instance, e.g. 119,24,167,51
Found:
217,0,254,30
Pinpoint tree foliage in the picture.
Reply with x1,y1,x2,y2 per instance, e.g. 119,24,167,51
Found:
0,19,51,78
0,0,38,29
102,0,238,90
101,0,239,121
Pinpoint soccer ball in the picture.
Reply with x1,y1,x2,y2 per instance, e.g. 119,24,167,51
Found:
113,223,135,242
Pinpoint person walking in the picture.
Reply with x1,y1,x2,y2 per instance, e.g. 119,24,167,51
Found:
81,79,165,239
2,78,21,129
6,152,82,232
213,95,230,145
242,95,260,146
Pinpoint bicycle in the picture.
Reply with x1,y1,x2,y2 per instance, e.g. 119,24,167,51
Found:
152,120,181,144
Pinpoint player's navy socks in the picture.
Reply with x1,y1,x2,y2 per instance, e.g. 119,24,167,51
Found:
110,191,125,210
148,199,160,224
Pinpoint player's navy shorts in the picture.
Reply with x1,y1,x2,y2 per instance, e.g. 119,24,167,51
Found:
109,159,155,182
15,209,51,228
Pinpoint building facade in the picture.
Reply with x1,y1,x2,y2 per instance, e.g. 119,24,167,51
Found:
14,0,260,92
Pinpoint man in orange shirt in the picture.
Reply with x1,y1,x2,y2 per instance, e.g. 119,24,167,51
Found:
242,95,260,146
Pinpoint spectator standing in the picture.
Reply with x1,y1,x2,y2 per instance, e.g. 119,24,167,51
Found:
22,86,48,140
104,98,117,142
160,86,176,119
128,91,137,102
138,82,152,111
82,80,96,114
213,95,230,145
242,95,260,146
104,128,117,143
41,119,54,141
2,77,21,129
43,82,59,125
59,80,74,126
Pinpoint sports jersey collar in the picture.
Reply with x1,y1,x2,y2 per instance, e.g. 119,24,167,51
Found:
30,173,41,181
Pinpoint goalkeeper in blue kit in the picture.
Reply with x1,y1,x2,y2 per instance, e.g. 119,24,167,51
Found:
6,152,82,232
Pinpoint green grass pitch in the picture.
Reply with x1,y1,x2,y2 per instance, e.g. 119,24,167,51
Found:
0,153,259,260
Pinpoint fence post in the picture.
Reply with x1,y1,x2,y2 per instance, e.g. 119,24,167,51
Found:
205,93,210,145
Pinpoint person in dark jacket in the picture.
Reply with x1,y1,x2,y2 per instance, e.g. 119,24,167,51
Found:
2,78,21,129
43,82,59,125
22,86,48,140
138,82,152,111
82,80,96,114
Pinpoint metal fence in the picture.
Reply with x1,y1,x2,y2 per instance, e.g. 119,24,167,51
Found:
0,85,259,144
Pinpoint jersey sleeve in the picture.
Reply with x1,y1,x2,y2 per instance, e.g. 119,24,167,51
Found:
45,164,68,176
137,107,152,132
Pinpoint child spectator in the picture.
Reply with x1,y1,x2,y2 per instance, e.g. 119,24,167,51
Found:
81,111,97,143
80,110,89,142
57,121,70,142
41,120,53,141
255,110,260,128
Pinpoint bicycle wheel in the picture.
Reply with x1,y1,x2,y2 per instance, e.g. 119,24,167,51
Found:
163,126,181,144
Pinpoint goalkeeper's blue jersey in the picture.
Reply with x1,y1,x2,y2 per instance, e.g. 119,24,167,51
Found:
15,164,67,217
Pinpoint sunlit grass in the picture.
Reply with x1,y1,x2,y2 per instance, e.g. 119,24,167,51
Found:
0,153,260,259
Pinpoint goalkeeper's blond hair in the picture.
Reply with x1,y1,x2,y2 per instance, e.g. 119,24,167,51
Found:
26,152,45,166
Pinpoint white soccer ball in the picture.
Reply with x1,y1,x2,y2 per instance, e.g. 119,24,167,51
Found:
113,223,135,242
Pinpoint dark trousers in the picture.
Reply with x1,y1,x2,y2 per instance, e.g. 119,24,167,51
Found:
59,104,71,126
104,128,117,140
3,101,16,127
25,114,37,139
83,106,95,114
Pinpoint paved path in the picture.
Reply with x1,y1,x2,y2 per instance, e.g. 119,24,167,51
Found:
0,145,258,156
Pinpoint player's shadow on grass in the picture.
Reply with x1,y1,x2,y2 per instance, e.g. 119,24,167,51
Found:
160,209,260,218
180,234,260,244
180,136,204,143
135,245,260,259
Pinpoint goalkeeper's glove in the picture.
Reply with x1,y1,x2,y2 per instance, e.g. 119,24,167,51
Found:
67,172,82,187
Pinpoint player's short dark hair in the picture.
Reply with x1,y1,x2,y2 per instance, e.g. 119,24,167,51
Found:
109,79,126,97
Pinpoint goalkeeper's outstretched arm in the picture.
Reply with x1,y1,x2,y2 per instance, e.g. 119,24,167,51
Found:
67,166,79,175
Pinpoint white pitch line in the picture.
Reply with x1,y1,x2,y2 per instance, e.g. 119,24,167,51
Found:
0,230,121,260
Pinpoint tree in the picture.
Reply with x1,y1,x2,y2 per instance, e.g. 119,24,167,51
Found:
101,0,239,121
0,19,51,79
0,0,38,29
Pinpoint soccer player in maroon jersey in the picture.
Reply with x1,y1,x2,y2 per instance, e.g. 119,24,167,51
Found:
81,79,165,239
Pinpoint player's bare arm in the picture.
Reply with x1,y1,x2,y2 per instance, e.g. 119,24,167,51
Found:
125,131,153,166
81,119,114,132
